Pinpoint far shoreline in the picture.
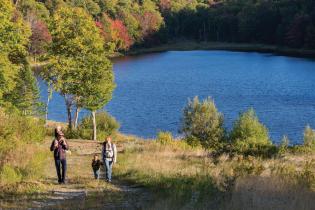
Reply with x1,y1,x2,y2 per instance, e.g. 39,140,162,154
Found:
124,41,315,59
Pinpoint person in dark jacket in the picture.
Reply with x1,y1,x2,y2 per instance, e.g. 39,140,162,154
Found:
91,154,102,179
50,127,69,184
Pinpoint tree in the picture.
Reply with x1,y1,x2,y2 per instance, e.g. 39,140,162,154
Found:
97,15,133,51
70,0,101,16
46,7,115,135
0,0,30,62
230,108,271,153
0,55,18,105
47,7,105,129
180,96,225,150
5,65,43,115
77,54,115,140
286,14,310,48
17,0,50,22
29,20,52,62
110,19,133,50
0,2,37,113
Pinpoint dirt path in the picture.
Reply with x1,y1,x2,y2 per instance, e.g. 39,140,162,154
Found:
1,138,153,209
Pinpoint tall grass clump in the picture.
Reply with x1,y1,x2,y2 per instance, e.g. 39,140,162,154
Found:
70,111,120,140
180,97,226,151
278,135,290,156
230,108,274,156
303,125,315,148
0,109,46,189
157,131,173,145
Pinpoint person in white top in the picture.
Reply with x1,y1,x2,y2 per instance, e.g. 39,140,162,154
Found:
101,137,117,182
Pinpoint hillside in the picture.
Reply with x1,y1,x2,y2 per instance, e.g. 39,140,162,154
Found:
1,134,314,209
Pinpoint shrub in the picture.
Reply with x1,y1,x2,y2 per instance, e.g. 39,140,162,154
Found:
230,108,272,155
78,111,120,140
278,135,290,156
0,165,22,185
180,96,226,151
303,125,315,148
0,109,46,187
157,131,173,145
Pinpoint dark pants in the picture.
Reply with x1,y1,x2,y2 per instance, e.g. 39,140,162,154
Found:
54,158,67,183
93,169,100,179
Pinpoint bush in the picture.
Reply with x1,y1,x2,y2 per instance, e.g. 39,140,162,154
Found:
78,111,120,140
230,108,272,155
180,96,226,151
0,109,46,186
278,135,290,156
0,165,22,185
303,125,315,148
157,131,173,145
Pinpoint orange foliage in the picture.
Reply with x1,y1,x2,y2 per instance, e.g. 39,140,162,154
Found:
96,16,133,51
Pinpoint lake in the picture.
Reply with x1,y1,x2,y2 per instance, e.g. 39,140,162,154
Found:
39,51,315,144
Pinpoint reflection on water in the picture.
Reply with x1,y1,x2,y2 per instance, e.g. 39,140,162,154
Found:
39,51,315,144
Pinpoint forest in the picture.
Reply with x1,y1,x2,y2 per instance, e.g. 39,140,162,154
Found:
2,0,315,122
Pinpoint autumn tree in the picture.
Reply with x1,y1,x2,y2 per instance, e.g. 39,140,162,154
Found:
97,14,133,52
29,20,52,62
46,7,114,133
110,19,133,50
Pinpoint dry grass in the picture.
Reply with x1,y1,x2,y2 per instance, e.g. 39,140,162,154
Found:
2,134,315,209
115,139,315,210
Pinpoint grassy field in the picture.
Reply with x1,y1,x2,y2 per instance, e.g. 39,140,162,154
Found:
127,41,315,59
1,134,315,209
115,138,315,210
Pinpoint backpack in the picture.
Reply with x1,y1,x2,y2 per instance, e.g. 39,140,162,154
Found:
104,142,114,158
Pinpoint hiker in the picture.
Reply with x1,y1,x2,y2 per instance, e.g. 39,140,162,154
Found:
50,127,69,184
102,137,117,182
91,154,102,179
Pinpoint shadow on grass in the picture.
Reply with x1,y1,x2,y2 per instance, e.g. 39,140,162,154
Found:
115,169,227,210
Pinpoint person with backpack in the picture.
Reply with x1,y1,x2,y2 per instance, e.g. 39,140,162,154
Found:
50,127,69,184
102,137,117,182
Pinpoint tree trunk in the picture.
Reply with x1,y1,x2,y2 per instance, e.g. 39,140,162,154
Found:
92,111,97,141
45,94,50,125
203,22,206,41
45,84,53,126
74,107,80,129
65,96,73,130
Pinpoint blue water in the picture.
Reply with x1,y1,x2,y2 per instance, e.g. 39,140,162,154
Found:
39,51,315,144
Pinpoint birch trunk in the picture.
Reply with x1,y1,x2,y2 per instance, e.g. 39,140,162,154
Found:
74,107,80,129
92,111,97,141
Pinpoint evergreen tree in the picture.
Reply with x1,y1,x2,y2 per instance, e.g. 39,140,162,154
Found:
5,65,43,115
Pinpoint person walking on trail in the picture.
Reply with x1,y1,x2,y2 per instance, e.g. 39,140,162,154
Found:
91,154,102,179
50,126,69,184
102,137,117,182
